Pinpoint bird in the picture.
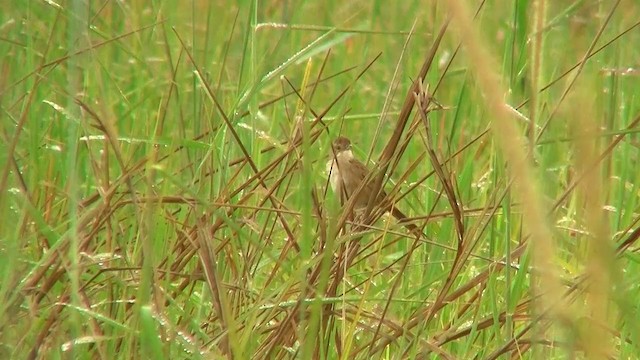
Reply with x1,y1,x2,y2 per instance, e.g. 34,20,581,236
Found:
326,136,420,233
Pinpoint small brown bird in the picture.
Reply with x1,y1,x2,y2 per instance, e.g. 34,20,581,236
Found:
326,136,379,208
326,136,419,233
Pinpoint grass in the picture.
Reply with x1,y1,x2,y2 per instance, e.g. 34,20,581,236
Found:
1,0,640,358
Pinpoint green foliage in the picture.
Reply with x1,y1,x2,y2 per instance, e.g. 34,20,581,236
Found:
1,0,639,358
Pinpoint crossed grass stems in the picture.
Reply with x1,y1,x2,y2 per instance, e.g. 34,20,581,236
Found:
15,14,640,359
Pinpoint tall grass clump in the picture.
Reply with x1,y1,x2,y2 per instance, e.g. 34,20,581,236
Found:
1,0,639,358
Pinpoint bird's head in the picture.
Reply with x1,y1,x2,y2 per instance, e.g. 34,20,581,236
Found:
332,136,352,153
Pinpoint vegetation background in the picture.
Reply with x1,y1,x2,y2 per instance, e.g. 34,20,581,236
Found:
1,0,639,358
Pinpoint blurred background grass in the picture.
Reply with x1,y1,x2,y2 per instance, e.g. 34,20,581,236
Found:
1,0,640,359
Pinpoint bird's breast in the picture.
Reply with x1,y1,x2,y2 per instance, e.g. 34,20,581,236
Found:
326,159,340,192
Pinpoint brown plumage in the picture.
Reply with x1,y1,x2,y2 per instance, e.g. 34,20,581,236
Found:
326,136,382,208
326,136,419,233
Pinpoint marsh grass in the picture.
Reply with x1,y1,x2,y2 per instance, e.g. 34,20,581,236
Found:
1,0,640,359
